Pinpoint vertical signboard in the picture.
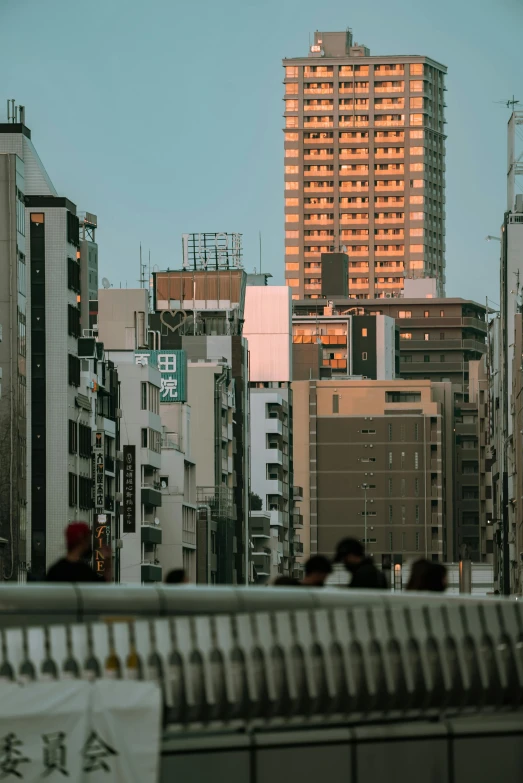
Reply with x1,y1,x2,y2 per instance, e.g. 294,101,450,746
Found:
123,446,136,533
134,350,187,402
93,432,108,576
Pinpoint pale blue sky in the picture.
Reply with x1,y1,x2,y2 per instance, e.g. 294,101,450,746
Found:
1,0,522,302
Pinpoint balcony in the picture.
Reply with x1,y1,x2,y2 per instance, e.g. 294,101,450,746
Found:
304,136,333,144
304,154,333,161
304,88,333,94
339,183,369,192
304,185,333,192
141,524,162,545
141,486,162,507
250,514,271,539
141,562,162,583
293,486,304,500
339,119,369,127
375,184,405,191
375,119,405,127
375,100,405,109
304,70,333,78
304,104,334,112
266,479,284,496
292,512,304,528
400,361,465,373
265,447,283,466
304,218,334,225
270,509,284,527
375,85,405,93
375,69,405,76
375,152,404,159
304,120,333,128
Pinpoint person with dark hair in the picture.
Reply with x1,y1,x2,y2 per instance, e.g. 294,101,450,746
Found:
273,575,300,586
165,569,188,584
301,555,332,586
330,537,387,590
46,522,111,583
406,559,447,592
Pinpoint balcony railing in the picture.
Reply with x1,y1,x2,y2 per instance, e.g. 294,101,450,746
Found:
304,88,333,94
304,121,333,128
375,85,404,93
304,105,334,112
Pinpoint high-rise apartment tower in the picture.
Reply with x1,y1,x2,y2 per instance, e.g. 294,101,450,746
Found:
283,29,447,300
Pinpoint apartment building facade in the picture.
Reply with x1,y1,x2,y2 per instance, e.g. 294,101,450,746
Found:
283,29,447,300
244,284,300,582
292,379,450,579
0,151,27,579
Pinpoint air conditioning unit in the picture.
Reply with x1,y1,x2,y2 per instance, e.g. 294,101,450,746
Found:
115,492,123,502
116,450,124,461
115,408,123,419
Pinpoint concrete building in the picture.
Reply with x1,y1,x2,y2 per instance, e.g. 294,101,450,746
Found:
0,113,117,579
283,29,447,300
97,288,196,584
0,150,27,580
152,264,250,584
244,284,300,581
292,306,398,380
292,378,450,580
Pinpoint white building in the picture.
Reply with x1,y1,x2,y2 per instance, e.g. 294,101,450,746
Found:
244,285,301,581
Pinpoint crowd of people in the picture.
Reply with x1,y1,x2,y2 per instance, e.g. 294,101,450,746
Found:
44,523,447,593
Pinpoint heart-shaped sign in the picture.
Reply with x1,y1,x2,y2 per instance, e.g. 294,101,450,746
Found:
160,309,188,334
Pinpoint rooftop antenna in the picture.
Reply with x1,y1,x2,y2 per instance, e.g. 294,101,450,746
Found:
138,242,148,289
494,96,520,109
259,231,262,274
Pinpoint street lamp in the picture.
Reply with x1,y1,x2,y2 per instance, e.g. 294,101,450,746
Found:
361,483,369,550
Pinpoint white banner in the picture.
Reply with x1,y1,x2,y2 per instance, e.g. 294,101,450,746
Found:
0,680,161,782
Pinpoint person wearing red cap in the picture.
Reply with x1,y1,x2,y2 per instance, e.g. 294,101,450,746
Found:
46,522,112,583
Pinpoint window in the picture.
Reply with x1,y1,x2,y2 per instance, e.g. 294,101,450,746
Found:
410,97,423,109
424,355,430,362
389,505,393,523
410,114,423,126
401,451,405,468
286,198,299,206
68,354,80,387
67,258,81,293
386,391,421,402
67,305,80,338
17,309,26,357
424,333,429,341
388,478,393,497
18,374,26,414
18,253,26,297
285,83,298,95
285,148,299,158
415,478,420,497
285,181,299,190
415,532,420,551
286,230,299,238
388,451,393,469
360,457,376,463
286,66,299,78
285,100,299,112
410,162,423,172
414,452,419,469
410,212,424,221
361,328,368,337
389,533,393,552
16,188,25,235
149,429,162,454
388,423,392,441
286,116,299,128
79,424,91,458
141,428,148,448
285,165,299,174
410,195,423,204
410,63,424,75
400,332,412,340
401,478,406,497
361,428,376,434
69,420,77,454
332,394,339,413
410,80,423,92
285,132,299,141
286,262,299,271
410,129,423,139
414,422,419,441
415,505,420,523
68,473,77,508
462,487,479,500
79,476,92,511
440,310,444,317
398,310,412,318
141,382,147,410
287,278,299,287
361,510,377,517
401,506,406,524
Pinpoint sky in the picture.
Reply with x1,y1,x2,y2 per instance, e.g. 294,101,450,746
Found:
1,0,522,303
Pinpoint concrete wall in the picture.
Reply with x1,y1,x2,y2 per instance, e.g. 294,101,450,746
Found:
243,286,292,382
97,289,149,350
